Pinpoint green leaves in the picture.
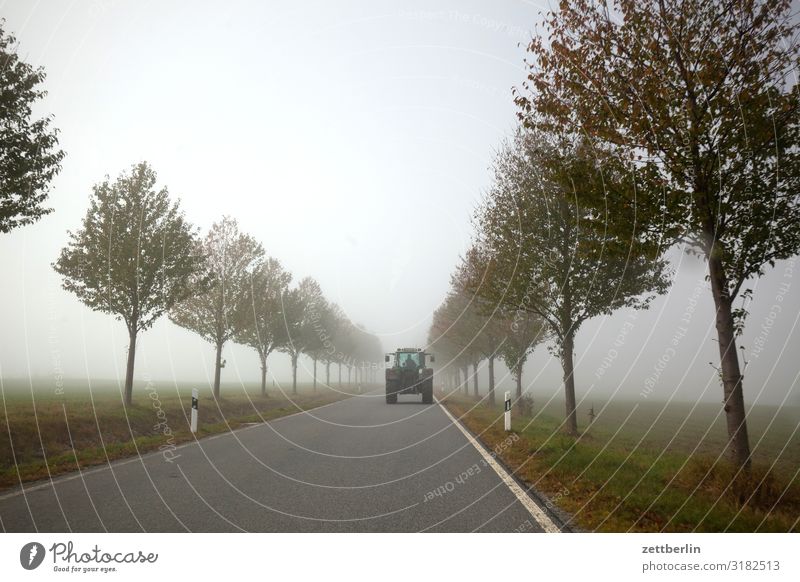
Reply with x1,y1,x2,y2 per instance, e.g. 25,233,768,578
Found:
169,216,265,346
474,130,669,345
53,162,204,333
234,257,292,359
433,126,669,433
0,21,65,233
514,0,800,463
520,0,800,305
279,276,326,359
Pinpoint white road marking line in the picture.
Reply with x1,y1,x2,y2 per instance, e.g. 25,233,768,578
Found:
437,398,561,533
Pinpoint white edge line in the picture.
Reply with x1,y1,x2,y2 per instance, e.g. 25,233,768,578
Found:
437,397,561,533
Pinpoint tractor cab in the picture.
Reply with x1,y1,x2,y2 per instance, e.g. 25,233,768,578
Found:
385,349,433,370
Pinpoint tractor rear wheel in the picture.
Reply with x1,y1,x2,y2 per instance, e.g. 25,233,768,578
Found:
386,381,399,404
422,383,433,404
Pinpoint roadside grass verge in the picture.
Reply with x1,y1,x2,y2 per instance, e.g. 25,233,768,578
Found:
0,379,363,491
440,393,799,532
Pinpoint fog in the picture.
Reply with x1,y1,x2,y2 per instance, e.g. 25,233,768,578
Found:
0,0,798,407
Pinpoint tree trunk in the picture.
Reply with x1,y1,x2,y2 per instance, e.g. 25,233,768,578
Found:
488,355,496,407
472,362,479,398
291,353,298,394
559,213,578,436
462,365,469,395
562,331,578,436
213,341,223,399
515,364,523,400
338,363,342,388
313,357,317,391
326,361,331,387
260,352,268,397
708,252,752,470
348,366,352,385
124,327,137,406
454,367,460,395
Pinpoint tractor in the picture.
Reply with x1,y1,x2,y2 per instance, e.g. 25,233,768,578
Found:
385,348,434,404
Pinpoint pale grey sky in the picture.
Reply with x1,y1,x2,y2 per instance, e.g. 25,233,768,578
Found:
0,0,798,408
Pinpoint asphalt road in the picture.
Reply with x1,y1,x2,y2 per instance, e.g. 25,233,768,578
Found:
0,392,561,532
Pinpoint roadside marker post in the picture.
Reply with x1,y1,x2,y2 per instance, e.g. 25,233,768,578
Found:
191,389,198,433
504,391,511,431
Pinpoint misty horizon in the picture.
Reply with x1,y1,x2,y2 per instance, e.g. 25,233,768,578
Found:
0,0,798,408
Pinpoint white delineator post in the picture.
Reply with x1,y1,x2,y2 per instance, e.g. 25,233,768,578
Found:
504,391,511,432
191,389,198,433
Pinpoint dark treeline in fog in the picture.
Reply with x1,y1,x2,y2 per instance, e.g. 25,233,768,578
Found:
428,0,800,472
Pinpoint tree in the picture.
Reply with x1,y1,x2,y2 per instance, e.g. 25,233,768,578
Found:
434,245,549,406
327,318,382,388
278,287,303,394
331,317,356,387
278,277,324,394
170,217,264,398
318,304,346,387
303,291,332,391
364,330,384,384
517,0,800,467
53,162,203,405
235,257,292,396
348,325,384,386
427,305,457,391
330,313,354,388
427,308,462,393
452,247,516,406
429,299,464,393
0,21,65,233
428,291,484,397
474,130,668,435
497,309,548,400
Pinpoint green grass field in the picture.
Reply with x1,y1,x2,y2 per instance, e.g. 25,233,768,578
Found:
527,395,800,478
441,391,799,532
0,378,361,491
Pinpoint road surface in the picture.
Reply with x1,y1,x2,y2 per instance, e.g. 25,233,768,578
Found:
0,392,563,532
